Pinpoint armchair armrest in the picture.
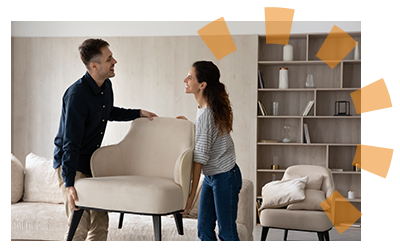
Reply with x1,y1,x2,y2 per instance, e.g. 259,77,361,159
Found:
90,145,125,177
173,148,194,209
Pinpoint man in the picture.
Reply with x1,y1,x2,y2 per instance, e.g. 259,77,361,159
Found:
53,38,157,241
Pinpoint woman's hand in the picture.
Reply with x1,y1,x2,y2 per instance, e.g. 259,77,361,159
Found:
181,162,202,215
181,193,196,215
176,116,188,120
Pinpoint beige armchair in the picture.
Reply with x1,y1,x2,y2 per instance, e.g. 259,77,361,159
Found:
67,117,195,241
259,165,335,241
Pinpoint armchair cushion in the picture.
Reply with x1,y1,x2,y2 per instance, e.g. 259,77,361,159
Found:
75,175,183,215
260,176,308,210
260,209,332,232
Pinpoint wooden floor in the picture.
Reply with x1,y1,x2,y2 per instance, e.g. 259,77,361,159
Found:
252,225,361,241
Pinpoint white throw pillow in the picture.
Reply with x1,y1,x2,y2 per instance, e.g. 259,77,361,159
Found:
287,189,330,211
11,154,24,204
23,153,63,204
282,173,324,190
259,176,308,211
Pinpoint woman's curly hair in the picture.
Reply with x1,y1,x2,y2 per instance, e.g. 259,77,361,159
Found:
193,61,233,135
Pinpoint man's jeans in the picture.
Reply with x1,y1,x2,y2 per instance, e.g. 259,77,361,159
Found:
197,164,242,241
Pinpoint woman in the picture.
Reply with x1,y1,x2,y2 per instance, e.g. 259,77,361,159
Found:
177,61,242,241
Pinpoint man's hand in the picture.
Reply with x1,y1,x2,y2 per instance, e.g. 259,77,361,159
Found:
140,110,158,121
66,186,79,211
176,116,188,120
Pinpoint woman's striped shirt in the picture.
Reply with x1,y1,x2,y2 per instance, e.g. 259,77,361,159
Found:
193,106,236,176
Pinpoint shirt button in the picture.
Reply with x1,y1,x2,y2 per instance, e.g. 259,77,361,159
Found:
100,132,103,135
103,105,106,108
102,119,105,122
101,92,104,95
96,145,100,147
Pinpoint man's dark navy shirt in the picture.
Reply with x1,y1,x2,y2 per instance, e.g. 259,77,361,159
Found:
53,72,140,187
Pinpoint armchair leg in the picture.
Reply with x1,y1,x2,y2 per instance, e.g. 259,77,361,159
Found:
317,232,325,241
173,212,184,235
118,213,124,229
324,230,330,241
152,215,162,241
67,209,84,241
261,227,269,241
284,229,289,241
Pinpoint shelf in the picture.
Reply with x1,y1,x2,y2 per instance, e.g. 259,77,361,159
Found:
258,116,302,118
257,142,358,146
336,197,361,203
256,196,362,203
257,169,286,173
258,88,359,91
331,171,361,175
303,116,361,119
258,62,341,89
257,169,360,175
258,116,360,119
258,88,315,92
258,60,361,65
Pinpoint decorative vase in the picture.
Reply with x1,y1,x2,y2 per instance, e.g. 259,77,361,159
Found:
354,41,359,60
283,44,293,61
279,68,289,89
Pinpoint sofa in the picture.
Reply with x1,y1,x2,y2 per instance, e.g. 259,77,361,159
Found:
11,153,254,241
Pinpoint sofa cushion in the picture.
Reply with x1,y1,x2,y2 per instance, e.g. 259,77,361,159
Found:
260,176,308,210
23,153,63,204
287,189,330,211
75,175,183,214
11,154,24,204
11,202,67,240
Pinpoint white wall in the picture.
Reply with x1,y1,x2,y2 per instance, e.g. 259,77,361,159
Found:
11,35,258,183
11,21,360,37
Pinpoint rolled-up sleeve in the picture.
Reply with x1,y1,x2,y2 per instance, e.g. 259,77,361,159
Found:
193,134,212,165
193,113,213,165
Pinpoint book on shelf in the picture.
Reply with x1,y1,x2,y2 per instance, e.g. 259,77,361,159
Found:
300,100,314,116
303,123,311,144
258,70,265,89
258,100,267,116
331,169,344,172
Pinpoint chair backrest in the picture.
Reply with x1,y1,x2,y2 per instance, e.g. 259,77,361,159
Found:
92,117,194,180
283,165,335,198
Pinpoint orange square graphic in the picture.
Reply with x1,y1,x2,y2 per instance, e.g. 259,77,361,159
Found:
197,17,237,61
316,25,357,69
320,191,362,234
352,144,393,178
351,78,392,114
264,7,295,45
